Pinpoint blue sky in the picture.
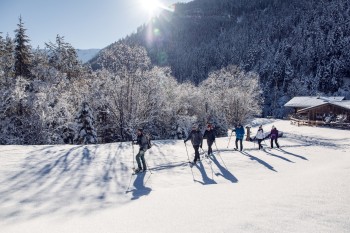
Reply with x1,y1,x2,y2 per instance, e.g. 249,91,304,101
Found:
0,0,191,49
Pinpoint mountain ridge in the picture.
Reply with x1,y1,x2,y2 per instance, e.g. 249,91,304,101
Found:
91,0,350,117
76,48,100,63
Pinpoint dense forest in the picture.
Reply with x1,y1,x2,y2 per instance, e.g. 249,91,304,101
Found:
0,15,261,144
1,0,350,145
120,0,350,117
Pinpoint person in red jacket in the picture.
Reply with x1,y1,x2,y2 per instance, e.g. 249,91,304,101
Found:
270,125,280,148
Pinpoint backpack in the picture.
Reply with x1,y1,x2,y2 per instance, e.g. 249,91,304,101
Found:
145,133,152,149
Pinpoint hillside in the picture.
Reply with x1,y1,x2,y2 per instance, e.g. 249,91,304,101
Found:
76,49,100,63
1,119,350,232
119,0,350,117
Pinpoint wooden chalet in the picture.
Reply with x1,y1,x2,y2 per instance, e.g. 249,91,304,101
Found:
284,96,350,128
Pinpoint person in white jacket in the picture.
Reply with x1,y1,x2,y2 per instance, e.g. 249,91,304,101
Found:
255,125,265,150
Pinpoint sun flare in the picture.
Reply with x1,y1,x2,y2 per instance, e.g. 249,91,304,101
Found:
140,0,162,15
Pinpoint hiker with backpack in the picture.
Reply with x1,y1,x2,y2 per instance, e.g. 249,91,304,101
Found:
270,125,280,148
184,125,203,164
203,123,216,156
132,128,149,173
254,125,265,150
232,123,245,151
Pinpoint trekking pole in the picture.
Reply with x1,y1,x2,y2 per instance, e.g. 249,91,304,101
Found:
200,147,207,159
263,139,268,147
126,140,136,193
227,132,233,148
185,142,190,162
132,141,135,170
145,158,153,174
214,141,220,155
185,141,195,181
214,141,228,170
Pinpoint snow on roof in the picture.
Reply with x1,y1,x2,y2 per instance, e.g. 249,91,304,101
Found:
321,96,345,102
284,96,345,108
333,100,350,110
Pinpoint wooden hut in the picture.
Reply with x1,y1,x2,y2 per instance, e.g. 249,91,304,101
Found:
284,96,350,128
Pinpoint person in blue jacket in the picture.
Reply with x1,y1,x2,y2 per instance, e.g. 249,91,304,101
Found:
233,123,245,151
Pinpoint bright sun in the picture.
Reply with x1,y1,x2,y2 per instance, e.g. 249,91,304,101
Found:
141,0,162,15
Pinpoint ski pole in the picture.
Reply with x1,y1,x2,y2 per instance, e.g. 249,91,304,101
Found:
185,141,195,181
263,139,268,147
185,142,190,162
214,141,220,154
227,132,233,148
200,147,206,158
145,158,153,174
214,141,228,170
132,141,135,170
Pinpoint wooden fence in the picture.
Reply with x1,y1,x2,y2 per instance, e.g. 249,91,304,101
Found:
290,117,350,129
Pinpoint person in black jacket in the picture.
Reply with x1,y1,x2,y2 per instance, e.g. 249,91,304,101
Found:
203,123,216,156
133,128,149,173
184,125,203,164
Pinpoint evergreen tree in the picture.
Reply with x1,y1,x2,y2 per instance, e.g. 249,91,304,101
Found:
0,32,5,81
45,35,82,79
75,102,97,144
3,34,15,79
122,0,350,117
14,16,32,78
0,32,4,57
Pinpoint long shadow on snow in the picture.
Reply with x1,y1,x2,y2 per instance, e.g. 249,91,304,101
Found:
210,155,238,183
262,149,295,163
193,162,217,185
147,161,191,172
239,151,277,172
127,173,152,200
0,144,121,222
0,146,74,218
275,148,308,160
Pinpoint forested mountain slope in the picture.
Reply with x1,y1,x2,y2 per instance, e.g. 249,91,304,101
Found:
121,0,350,116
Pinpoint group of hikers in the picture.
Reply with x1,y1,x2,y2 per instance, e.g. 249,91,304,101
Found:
132,124,281,173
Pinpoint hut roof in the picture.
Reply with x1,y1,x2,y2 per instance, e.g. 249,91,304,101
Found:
284,96,345,108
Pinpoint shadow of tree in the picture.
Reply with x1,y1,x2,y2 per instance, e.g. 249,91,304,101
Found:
0,144,134,222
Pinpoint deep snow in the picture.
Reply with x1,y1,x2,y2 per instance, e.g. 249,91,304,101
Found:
0,119,350,233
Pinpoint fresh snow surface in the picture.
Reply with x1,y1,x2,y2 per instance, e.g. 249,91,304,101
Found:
1,119,350,233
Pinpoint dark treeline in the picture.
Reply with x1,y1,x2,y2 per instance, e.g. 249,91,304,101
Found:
122,0,350,117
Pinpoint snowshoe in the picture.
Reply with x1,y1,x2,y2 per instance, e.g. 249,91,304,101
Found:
132,168,142,175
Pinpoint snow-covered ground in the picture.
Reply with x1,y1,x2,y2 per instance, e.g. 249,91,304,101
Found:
1,119,350,233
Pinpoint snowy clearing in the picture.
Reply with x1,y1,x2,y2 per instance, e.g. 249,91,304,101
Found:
1,119,350,233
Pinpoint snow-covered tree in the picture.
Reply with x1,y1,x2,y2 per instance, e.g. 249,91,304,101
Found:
14,16,32,78
200,65,262,127
3,34,15,79
75,102,97,144
45,35,83,79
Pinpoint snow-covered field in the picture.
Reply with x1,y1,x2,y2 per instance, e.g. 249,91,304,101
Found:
1,119,350,233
